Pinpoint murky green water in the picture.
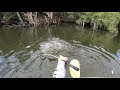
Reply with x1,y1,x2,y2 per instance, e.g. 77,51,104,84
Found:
0,24,120,78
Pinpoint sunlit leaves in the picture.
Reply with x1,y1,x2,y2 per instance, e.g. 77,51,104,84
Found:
76,12,120,33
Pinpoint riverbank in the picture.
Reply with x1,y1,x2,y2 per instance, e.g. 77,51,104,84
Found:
0,12,120,33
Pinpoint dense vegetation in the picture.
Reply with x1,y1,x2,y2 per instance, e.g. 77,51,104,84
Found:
0,12,120,33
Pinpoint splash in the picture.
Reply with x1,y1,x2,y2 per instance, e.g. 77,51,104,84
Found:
39,38,73,54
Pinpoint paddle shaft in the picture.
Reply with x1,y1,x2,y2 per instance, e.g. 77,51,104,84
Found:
65,61,79,71
44,54,79,71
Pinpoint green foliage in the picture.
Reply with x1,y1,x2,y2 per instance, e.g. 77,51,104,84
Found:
76,12,120,33
62,12,78,22
0,12,120,33
0,12,19,25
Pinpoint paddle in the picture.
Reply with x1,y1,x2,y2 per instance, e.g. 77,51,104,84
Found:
69,59,80,78
44,53,79,71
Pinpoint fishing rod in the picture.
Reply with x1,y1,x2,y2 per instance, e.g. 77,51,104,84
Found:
44,53,79,71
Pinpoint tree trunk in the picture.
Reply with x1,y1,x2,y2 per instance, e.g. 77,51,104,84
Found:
50,12,54,24
33,12,38,27
16,12,25,26
27,12,35,26
93,22,96,30
44,16,49,24
83,21,85,27
44,12,54,25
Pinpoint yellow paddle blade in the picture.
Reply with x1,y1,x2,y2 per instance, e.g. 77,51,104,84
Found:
69,59,80,78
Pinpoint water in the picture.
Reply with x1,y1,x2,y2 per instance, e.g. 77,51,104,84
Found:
0,24,120,78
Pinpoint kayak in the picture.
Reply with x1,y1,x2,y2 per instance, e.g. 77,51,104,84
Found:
69,59,80,78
